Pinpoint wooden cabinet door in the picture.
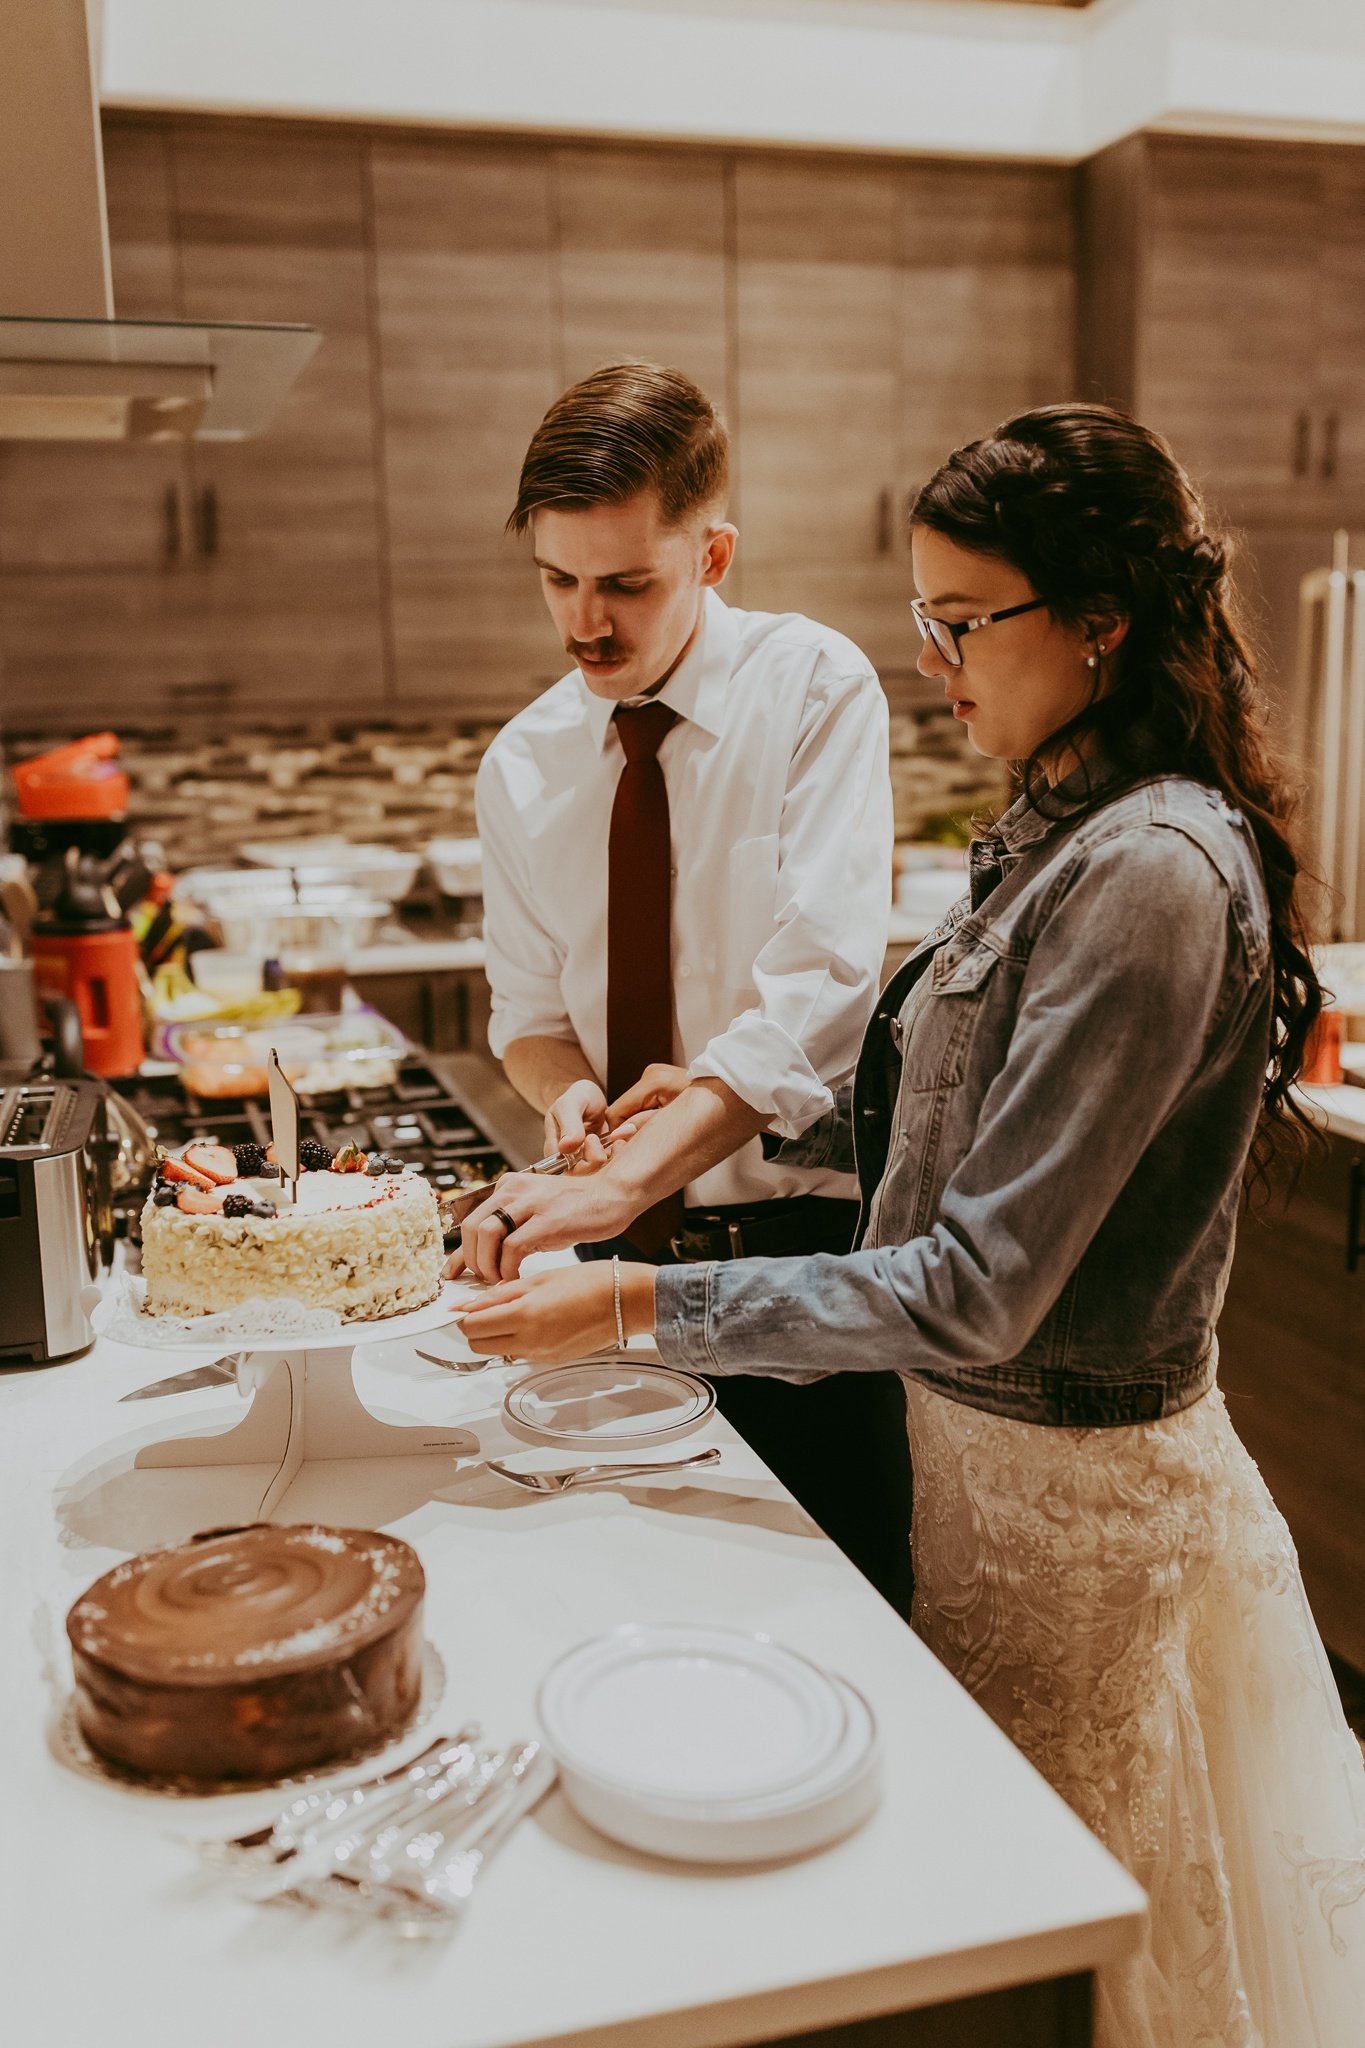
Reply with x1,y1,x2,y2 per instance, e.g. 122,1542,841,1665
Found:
370,142,561,708
1315,148,1365,516
173,124,389,714
556,147,730,404
0,120,207,720
1140,138,1321,518
901,161,1075,498
734,158,904,667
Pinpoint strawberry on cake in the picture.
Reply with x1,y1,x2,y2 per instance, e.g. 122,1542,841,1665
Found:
139,1139,445,1323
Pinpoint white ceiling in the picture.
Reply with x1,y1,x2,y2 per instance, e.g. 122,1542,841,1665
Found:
99,0,1365,161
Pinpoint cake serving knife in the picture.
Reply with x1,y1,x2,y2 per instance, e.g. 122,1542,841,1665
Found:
267,1046,302,1205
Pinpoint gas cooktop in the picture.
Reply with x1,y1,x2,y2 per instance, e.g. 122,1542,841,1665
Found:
111,1056,510,1250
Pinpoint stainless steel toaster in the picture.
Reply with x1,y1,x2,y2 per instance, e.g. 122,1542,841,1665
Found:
0,1077,108,1362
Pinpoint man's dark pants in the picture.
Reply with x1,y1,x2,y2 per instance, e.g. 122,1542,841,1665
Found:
579,1203,914,1621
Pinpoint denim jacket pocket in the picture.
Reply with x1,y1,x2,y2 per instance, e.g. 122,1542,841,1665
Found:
899,941,1004,1093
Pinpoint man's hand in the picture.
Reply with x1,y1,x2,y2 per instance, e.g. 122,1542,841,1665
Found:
545,1078,614,1162
607,1063,691,1127
444,1170,639,1284
456,1262,657,1366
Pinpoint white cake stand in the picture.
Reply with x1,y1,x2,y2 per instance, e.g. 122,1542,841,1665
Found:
90,1283,484,1520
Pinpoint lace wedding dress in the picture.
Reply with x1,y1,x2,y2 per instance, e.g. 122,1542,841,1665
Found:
904,1375,1365,2047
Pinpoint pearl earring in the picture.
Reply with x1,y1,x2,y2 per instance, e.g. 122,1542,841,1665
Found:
1086,655,1098,669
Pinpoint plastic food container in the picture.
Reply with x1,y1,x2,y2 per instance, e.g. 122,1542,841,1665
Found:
168,1008,408,1099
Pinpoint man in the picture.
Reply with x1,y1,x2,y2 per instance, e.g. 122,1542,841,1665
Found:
455,359,912,1614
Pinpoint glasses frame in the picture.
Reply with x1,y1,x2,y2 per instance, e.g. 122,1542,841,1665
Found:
910,595,1047,668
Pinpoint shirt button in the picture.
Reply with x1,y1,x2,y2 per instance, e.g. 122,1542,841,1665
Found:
670,866,678,878
679,964,692,979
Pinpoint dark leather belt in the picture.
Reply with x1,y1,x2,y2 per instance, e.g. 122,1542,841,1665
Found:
669,1195,858,1264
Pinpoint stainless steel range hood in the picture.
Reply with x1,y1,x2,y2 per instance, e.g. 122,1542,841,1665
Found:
0,0,319,440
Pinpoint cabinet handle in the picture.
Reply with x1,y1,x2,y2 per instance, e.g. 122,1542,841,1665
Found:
876,487,893,556
1349,1161,1363,1275
1292,411,1312,478
196,483,219,558
162,483,182,565
1321,412,1340,483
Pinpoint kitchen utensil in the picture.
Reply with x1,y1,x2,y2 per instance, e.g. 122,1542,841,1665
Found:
0,959,42,1073
385,1745,555,1929
503,1359,715,1449
486,1447,721,1493
0,873,38,951
253,1749,500,1903
440,1148,570,1224
203,1728,474,1866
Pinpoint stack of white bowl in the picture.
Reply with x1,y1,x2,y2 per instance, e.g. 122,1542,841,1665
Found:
538,1624,881,1863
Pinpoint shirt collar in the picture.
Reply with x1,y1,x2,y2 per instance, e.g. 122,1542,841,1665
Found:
578,588,739,753
992,753,1119,854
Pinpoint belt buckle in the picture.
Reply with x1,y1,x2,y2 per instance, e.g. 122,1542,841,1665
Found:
725,1220,745,1259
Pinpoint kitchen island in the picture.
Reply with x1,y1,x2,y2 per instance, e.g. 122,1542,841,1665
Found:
2,1264,1143,2048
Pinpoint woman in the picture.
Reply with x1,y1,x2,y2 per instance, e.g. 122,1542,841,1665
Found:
457,404,1365,2046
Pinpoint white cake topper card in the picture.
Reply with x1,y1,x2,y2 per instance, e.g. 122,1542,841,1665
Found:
267,1047,302,1199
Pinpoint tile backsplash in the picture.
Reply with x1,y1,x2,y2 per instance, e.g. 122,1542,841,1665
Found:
2,705,1006,870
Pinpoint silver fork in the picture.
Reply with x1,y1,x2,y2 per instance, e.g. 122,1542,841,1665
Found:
199,1728,477,1868
486,1446,721,1493
248,1737,487,1900
382,1747,558,1937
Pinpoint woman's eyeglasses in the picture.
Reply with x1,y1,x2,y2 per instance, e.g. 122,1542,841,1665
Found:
910,596,1047,667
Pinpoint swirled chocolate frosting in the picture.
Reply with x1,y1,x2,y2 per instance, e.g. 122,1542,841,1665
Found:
66,1524,425,1784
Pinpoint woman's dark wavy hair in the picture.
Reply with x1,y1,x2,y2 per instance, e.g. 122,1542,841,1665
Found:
910,401,1322,1177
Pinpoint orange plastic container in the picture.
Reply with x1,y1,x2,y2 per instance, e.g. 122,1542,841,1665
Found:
32,926,144,1077
13,733,129,821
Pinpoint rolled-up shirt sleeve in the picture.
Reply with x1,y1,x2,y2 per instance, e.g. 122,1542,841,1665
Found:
688,665,892,1138
476,753,577,1060
657,828,1256,1381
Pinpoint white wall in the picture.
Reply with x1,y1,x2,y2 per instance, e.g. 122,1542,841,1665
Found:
99,0,1365,160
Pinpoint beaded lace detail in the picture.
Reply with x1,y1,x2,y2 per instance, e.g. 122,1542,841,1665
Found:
905,1380,1365,2048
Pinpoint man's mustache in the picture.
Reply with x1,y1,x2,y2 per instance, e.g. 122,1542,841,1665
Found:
567,638,629,663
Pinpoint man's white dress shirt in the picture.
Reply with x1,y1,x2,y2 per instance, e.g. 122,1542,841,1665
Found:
477,588,893,1209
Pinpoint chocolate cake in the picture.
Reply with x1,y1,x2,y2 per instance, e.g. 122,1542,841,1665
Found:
66,1524,425,1786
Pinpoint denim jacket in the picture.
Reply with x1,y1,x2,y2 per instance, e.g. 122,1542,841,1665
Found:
654,773,1273,1426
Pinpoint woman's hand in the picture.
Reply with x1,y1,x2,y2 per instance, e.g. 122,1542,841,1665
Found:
455,1263,657,1366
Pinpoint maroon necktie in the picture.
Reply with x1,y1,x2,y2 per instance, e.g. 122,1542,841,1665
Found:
607,701,685,1256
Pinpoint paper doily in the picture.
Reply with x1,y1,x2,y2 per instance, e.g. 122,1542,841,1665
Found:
94,1274,345,1350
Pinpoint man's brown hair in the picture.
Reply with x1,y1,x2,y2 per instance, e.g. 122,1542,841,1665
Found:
508,360,729,535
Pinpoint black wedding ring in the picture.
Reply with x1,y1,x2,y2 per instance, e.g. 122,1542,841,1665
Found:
490,1206,517,1235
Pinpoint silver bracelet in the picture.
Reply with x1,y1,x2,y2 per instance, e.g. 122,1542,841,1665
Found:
612,1254,627,1349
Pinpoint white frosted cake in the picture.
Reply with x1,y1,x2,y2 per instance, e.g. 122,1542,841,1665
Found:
140,1141,444,1323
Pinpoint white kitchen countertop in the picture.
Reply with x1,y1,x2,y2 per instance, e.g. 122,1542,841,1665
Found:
1297,1082,1365,1147
344,911,933,981
1,1282,1144,2048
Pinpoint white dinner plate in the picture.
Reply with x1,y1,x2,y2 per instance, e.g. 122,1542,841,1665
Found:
503,1360,715,1448
537,1623,848,1806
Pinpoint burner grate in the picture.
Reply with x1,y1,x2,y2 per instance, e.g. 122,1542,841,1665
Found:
111,1055,511,1251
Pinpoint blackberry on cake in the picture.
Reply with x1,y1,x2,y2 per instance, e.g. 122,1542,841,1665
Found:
298,1138,333,1172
